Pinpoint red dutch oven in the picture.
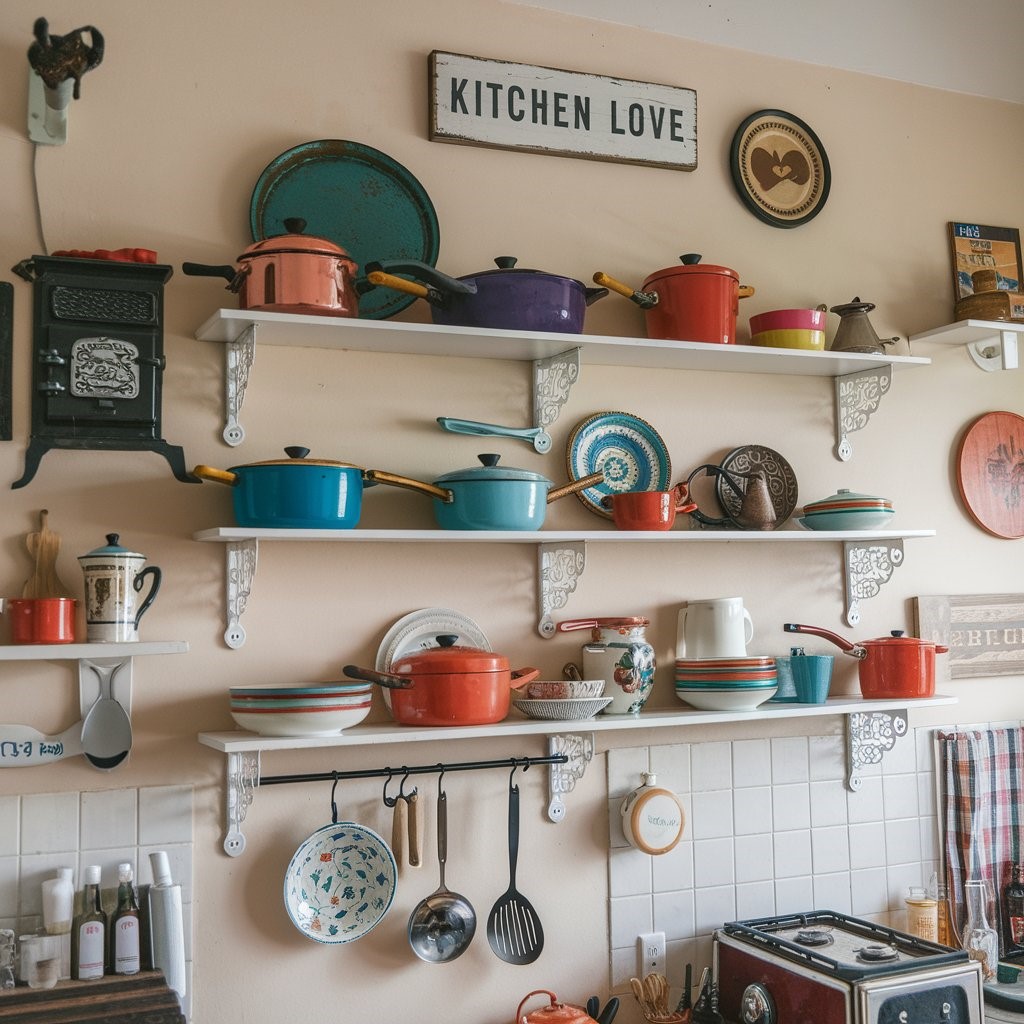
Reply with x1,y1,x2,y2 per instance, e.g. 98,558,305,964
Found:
594,253,755,344
784,623,949,699
343,635,539,726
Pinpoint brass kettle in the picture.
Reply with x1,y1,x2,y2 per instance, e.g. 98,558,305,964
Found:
829,297,899,354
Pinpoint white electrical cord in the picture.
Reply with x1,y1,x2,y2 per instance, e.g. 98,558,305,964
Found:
31,142,49,254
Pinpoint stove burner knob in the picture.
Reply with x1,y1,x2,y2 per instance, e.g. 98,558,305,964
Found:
740,983,775,1024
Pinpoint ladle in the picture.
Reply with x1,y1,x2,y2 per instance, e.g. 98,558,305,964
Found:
79,661,132,770
407,785,477,963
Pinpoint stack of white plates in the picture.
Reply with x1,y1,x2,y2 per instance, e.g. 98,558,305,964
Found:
674,656,778,711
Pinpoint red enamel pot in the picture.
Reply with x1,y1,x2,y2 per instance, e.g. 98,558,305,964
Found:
595,253,755,344
784,623,948,699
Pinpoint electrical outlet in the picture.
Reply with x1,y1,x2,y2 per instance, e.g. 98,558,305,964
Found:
637,930,666,975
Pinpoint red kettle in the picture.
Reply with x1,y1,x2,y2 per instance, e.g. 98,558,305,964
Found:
516,990,599,1024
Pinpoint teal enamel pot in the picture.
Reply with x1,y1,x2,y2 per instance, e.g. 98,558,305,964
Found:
365,455,604,531
193,446,367,529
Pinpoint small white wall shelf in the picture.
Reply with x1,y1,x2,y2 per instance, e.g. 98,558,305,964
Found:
0,641,189,769
193,527,935,646
198,692,956,853
911,318,1024,372
195,310,929,460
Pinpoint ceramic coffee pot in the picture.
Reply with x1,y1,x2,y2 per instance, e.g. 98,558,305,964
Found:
828,297,900,353
78,534,162,642
558,617,655,715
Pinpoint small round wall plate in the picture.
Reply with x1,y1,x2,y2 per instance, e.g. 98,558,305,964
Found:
715,444,799,528
957,411,1024,538
730,110,830,228
566,411,671,519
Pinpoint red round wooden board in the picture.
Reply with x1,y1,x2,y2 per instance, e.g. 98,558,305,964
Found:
956,411,1024,538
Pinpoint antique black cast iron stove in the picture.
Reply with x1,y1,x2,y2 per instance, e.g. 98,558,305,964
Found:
11,255,194,487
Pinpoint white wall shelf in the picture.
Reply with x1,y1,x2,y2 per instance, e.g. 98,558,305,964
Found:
193,528,935,646
911,318,1024,371
194,309,929,458
198,693,956,852
0,641,189,769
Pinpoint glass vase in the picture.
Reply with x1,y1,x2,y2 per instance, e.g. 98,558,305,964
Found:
963,878,999,979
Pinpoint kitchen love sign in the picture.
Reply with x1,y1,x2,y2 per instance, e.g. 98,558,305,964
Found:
429,51,697,171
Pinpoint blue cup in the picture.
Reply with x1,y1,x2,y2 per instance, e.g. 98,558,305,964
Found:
790,652,834,703
769,650,801,702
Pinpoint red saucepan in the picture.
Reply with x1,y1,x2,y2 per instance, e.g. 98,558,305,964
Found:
784,623,948,699
594,253,755,344
183,218,359,317
344,635,539,726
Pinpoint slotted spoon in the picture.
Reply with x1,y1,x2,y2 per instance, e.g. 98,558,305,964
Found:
486,772,544,964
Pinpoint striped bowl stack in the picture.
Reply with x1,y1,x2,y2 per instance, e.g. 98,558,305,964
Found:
228,682,373,736
674,656,778,711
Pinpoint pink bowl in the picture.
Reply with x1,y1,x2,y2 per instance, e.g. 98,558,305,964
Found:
749,308,828,333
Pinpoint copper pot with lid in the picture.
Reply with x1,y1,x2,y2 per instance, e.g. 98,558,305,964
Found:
182,217,360,316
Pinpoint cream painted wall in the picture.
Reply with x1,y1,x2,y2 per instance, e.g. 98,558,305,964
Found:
0,2,1022,1022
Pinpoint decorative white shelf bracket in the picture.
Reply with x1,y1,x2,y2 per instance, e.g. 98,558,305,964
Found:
533,347,580,437
845,709,908,791
223,750,260,856
833,365,892,461
224,539,258,649
546,732,594,822
843,538,904,627
538,541,587,637
223,323,257,446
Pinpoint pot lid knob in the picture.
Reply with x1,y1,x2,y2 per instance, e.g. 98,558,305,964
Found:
890,630,906,638
284,446,311,460
679,253,702,265
435,634,459,648
478,454,501,467
282,217,307,234
494,256,518,269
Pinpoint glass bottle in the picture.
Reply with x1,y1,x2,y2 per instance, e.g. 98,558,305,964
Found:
72,864,107,981
110,863,141,975
1005,862,1024,955
905,885,938,941
963,877,999,979
41,867,74,979
936,880,956,947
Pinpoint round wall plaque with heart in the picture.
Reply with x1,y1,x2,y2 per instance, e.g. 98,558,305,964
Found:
729,109,831,228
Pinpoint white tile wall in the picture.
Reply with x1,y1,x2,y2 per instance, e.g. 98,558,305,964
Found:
0,785,194,1021
606,725,944,996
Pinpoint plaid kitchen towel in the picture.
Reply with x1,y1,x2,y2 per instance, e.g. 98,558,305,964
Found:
940,726,1024,949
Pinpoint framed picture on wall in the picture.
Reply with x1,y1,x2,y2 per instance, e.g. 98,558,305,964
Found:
947,222,1023,299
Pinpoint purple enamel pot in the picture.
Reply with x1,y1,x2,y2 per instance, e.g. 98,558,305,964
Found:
363,256,607,333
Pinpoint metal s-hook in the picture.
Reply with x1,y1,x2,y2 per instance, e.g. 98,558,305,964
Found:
382,767,397,808
330,771,340,825
398,767,417,800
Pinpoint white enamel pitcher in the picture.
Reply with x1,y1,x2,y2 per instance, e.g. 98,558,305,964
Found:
78,534,162,642
677,597,753,659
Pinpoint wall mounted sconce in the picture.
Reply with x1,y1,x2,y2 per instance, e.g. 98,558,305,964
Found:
27,17,104,146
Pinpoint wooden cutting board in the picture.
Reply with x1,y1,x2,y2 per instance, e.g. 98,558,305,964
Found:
956,411,1024,539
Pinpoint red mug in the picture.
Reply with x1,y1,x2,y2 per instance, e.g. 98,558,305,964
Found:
0,597,77,644
602,484,698,531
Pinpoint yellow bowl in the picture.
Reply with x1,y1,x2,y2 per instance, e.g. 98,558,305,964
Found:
750,328,826,351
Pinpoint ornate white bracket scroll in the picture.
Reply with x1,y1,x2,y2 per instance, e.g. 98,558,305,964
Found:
223,323,257,446
845,709,907,791
833,365,892,461
533,348,580,435
843,538,903,627
223,750,260,856
224,539,258,649
547,732,594,822
538,541,586,638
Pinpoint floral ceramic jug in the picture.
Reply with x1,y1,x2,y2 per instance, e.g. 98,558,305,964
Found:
78,534,162,642
557,617,655,715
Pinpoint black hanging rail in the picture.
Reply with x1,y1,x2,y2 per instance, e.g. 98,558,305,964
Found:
258,752,568,789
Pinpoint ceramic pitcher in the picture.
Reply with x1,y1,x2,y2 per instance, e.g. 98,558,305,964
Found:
558,616,655,715
677,597,753,659
78,534,162,642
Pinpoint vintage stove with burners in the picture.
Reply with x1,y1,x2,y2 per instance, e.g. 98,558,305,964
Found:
715,911,983,1024
10,255,194,488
